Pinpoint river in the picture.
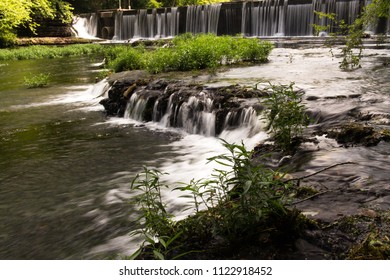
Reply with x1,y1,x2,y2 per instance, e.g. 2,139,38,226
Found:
0,39,389,259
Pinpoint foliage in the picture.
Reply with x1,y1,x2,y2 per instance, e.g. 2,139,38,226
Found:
110,34,273,74
130,167,190,260
262,83,309,152
313,0,390,70
0,35,272,74
177,141,293,242
312,11,363,70
0,0,74,47
67,0,229,12
0,44,104,60
129,141,304,259
107,46,146,72
24,73,51,88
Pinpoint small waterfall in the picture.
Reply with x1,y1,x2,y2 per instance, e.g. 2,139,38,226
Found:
116,8,180,40
174,93,216,136
245,0,288,37
124,91,148,121
186,4,222,34
114,10,124,40
73,14,98,38
122,85,264,138
222,105,263,139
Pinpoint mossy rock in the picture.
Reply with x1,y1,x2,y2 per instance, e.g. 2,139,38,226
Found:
326,123,382,147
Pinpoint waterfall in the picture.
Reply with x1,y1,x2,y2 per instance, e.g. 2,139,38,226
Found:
73,14,98,38
115,8,180,40
90,0,376,40
186,4,222,34
242,0,288,36
114,10,123,40
121,86,264,138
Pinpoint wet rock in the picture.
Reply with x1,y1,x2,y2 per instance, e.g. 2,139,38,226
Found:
326,123,383,147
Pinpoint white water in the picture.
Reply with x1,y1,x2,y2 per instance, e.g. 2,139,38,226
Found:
75,0,372,40
10,80,109,110
73,15,98,39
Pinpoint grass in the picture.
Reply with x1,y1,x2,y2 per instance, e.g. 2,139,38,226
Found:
144,34,274,74
24,73,51,88
0,44,104,61
0,34,274,74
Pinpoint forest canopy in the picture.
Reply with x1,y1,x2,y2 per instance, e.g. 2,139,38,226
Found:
0,0,73,46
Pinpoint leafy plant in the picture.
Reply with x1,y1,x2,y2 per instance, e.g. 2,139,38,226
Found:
107,46,146,72
109,34,273,74
262,82,309,152
129,141,306,259
312,0,390,70
130,167,188,259
24,73,51,88
0,0,73,47
176,140,295,243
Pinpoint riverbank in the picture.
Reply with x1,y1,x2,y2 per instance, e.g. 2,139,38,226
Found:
15,37,102,46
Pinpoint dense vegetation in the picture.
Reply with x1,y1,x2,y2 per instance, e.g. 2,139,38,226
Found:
0,44,104,60
0,34,273,74
0,0,73,47
108,34,273,73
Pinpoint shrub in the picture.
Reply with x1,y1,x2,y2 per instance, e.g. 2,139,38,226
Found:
108,47,146,72
24,73,50,88
146,47,178,74
262,83,309,151
129,141,300,259
234,38,274,62
113,34,274,74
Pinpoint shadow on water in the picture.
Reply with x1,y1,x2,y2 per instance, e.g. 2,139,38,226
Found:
0,57,180,259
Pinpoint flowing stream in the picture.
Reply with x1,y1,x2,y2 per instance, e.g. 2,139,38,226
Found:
0,40,389,259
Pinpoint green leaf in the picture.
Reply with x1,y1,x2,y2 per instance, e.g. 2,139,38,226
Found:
128,248,142,260
153,250,165,260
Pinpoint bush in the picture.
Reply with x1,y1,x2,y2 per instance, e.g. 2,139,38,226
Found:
146,47,178,74
24,73,51,88
108,47,146,72
263,83,309,151
129,141,301,259
234,38,274,62
112,34,274,74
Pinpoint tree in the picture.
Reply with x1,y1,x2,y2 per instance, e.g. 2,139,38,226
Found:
0,0,73,47
314,0,390,69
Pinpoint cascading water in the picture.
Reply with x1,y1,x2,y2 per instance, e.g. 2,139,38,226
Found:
73,14,98,38
114,8,180,40
242,0,364,37
121,85,264,139
186,4,222,34
75,1,377,40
